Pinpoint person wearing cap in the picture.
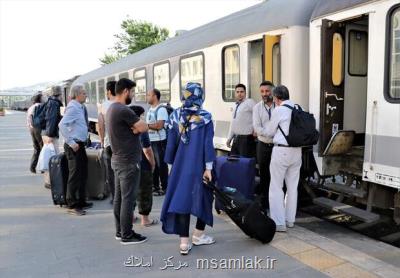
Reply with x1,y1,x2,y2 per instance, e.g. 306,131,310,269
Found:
26,92,44,173
42,86,63,189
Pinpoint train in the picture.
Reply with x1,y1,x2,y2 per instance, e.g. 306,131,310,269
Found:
67,0,400,223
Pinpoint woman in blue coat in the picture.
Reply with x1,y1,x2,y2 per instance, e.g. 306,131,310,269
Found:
160,82,216,255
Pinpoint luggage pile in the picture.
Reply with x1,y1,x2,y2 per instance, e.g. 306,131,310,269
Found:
211,155,276,244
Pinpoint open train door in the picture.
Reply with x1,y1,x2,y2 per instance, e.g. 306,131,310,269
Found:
319,19,345,154
263,35,281,86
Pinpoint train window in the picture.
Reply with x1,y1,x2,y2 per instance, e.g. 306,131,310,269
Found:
348,30,368,76
153,62,171,102
386,6,400,101
134,68,147,102
90,81,97,104
222,45,240,102
84,83,90,103
119,72,129,80
98,79,105,103
332,33,344,86
272,43,281,85
180,53,204,96
107,76,115,82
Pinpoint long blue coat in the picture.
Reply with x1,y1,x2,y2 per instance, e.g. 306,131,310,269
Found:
160,121,216,235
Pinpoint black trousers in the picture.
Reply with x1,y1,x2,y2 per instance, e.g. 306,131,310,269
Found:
112,161,140,239
29,127,43,171
64,143,88,208
133,169,153,216
103,146,115,200
230,135,256,158
151,140,168,191
256,141,273,208
175,214,206,237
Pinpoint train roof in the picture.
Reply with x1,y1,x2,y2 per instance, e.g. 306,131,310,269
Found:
311,0,374,20
74,0,320,85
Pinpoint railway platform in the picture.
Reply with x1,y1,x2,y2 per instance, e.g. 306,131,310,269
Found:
1,111,400,278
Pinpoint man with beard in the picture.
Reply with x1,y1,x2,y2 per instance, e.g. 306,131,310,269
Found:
252,81,275,209
106,78,149,245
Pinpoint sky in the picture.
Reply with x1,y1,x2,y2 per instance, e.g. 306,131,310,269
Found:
0,0,262,90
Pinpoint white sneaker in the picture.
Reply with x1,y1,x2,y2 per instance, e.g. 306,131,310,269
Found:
286,221,294,228
276,225,287,232
180,243,192,255
192,234,216,246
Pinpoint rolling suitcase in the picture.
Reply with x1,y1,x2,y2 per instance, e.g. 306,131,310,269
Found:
206,181,276,243
49,153,69,206
214,155,256,212
86,147,107,200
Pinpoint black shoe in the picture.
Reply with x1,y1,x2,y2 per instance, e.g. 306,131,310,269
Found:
30,168,36,174
121,232,147,245
78,202,93,209
44,183,51,189
67,208,86,216
115,232,121,241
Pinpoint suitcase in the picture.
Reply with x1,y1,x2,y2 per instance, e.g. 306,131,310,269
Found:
49,153,69,206
86,147,107,200
206,181,276,243
214,155,256,212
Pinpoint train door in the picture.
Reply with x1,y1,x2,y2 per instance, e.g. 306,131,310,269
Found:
249,40,263,103
320,19,346,154
320,18,369,154
263,35,281,86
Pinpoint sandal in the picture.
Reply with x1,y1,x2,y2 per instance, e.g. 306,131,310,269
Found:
142,219,159,227
152,190,163,196
180,243,192,255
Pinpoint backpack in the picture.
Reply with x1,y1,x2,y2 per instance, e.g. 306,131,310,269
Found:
278,104,319,147
32,101,48,130
155,104,174,118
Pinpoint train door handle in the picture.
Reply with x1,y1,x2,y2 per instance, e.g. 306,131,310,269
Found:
326,103,337,116
325,92,344,101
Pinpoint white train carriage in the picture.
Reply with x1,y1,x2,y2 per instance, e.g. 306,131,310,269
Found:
309,0,400,222
69,0,400,222
71,0,319,150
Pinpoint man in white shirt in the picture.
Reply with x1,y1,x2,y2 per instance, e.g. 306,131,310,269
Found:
98,81,116,204
146,88,169,195
261,85,302,232
252,81,275,209
227,84,256,158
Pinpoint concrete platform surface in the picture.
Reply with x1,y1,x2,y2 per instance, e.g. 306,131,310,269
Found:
1,111,399,278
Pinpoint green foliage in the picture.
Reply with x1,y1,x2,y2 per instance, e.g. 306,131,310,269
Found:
100,18,169,65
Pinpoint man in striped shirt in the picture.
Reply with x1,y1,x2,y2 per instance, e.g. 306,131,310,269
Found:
252,81,275,209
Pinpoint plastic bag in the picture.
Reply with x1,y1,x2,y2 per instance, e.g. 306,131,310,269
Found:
37,143,56,172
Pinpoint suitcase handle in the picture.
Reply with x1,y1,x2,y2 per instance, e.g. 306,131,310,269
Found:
227,155,240,162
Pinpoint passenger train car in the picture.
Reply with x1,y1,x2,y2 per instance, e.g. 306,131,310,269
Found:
71,0,400,222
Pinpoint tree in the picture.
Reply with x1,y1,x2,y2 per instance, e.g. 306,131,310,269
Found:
100,18,169,65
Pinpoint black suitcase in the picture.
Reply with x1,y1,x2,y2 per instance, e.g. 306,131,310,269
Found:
207,181,276,243
49,153,69,206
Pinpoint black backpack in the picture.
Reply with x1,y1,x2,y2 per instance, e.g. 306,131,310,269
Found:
278,104,319,147
155,104,174,117
32,101,48,130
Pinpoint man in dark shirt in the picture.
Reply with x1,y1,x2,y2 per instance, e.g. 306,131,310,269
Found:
106,78,149,245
